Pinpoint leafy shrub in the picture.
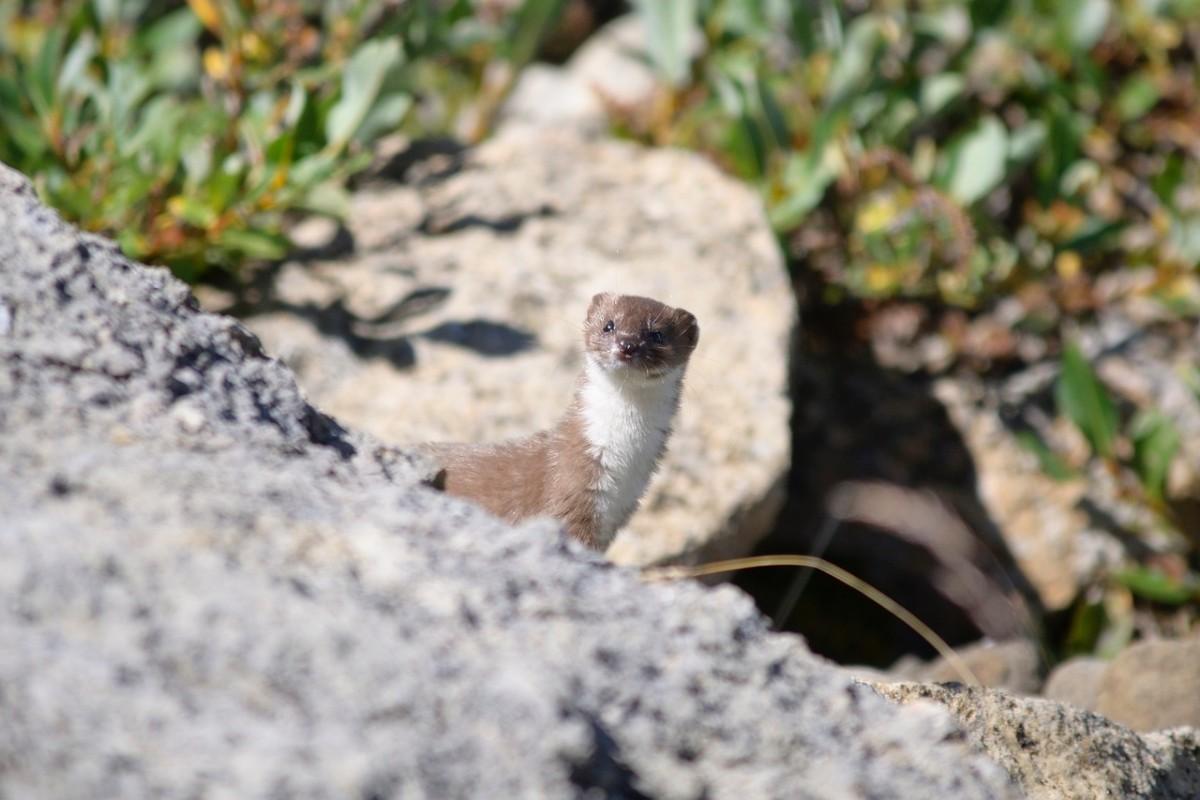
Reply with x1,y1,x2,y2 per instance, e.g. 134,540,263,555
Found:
0,0,560,280
630,0,1200,310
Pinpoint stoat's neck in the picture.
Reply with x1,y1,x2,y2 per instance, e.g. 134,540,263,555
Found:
574,357,684,546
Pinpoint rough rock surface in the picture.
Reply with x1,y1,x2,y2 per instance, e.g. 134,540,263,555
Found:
0,163,1023,798
875,682,1200,800
244,127,794,567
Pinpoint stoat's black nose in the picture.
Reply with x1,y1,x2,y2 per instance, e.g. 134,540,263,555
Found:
617,337,640,360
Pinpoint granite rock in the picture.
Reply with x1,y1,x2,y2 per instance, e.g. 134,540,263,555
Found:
0,161,1019,798
876,682,1200,800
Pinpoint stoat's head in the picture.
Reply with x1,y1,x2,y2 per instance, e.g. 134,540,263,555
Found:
583,293,699,381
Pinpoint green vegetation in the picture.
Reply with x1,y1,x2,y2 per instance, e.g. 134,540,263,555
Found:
0,0,561,280
630,0,1200,312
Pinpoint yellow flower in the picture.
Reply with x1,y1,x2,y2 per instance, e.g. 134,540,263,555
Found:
203,47,229,81
857,193,901,235
1055,250,1082,281
187,0,222,33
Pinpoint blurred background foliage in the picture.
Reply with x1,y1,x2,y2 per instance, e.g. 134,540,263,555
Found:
2,0,1198,657
629,0,1200,316
0,0,562,279
4,0,1197,303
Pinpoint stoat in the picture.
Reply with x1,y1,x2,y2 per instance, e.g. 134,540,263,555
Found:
423,293,699,550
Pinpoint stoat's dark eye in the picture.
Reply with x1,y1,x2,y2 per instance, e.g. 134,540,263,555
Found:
647,330,664,345
603,320,615,333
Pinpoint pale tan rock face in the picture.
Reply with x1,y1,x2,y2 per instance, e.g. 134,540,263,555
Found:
244,128,795,566
1094,639,1200,732
933,377,1123,612
888,638,1044,694
1042,656,1108,711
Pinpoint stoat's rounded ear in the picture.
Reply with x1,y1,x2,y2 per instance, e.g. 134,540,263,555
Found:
588,292,614,317
676,309,699,348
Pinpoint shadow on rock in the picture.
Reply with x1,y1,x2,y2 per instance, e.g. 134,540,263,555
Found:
422,319,538,357
566,712,652,800
366,136,469,186
267,292,538,369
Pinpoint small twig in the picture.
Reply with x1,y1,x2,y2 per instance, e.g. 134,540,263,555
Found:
772,514,840,627
642,554,981,687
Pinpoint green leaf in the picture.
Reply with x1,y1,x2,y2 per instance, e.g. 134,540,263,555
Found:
1057,0,1111,52
354,92,413,144
767,107,843,229
941,115,1008,205
31,26,66,117
326,38,402,149
290,152,339,187
121,96,185,159
1055,342,1119,459
1116,72,1160,121
1114,566,1197,605
1062,597,1106,658
170,195,219,229
632,0,697,87
1015,430,1078,481
769,146,836,230
1131,411,1180,502
1006,120,1047,165
755,74,789,151
725,112,768,180
1060,217,1126,253
181,137,215,185
920,73,964,116
0,107,49,159
57,33,97,97
826,15,881,105
504,0,566,68
299,181,351,218
217,227,289,260
92,0,122,26
137,7,204,51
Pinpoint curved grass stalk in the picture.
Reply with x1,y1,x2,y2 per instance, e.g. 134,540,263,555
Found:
642,554,981,687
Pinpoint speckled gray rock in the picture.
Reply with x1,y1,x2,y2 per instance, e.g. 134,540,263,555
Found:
0,162,1019,798
875,682,1200,800
245,127,794,567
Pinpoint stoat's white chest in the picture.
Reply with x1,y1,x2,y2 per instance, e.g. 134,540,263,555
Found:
579,358,682,548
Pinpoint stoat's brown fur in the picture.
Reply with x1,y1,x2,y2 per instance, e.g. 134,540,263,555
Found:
423,293,699,549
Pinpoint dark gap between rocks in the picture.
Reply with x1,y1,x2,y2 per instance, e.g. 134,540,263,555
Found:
734,271,1045,669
